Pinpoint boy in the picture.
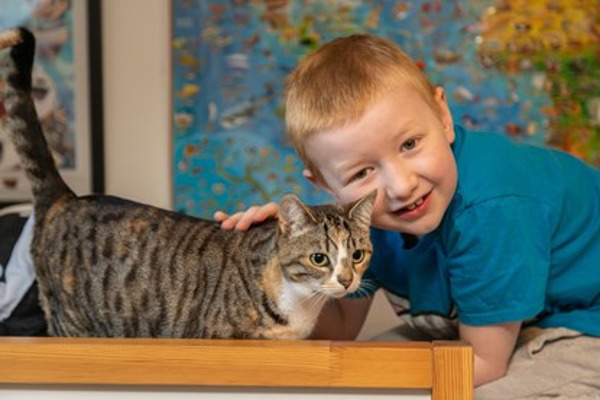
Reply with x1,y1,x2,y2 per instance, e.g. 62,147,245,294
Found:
215,33,600,397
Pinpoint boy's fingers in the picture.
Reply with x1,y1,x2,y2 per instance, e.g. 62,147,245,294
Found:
213,210,228,222
216,211,245,230
255,203,279,221
215,203,280,231
219,218,237,230
235,206,261,231
238,203,279,229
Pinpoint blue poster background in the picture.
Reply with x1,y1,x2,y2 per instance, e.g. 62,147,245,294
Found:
171,0,599,218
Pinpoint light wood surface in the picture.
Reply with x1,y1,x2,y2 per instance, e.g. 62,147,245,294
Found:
0,337,472,399
433,341,474,400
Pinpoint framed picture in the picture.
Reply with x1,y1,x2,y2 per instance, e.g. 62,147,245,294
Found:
0,0,104,204
171,0,599,218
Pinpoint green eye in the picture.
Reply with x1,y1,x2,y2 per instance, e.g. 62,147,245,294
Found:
352,250,365,263
310,253,330,267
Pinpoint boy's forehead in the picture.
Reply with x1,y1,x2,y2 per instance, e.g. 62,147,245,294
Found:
313,86,431,135
303,120,377,175
302,86,442,166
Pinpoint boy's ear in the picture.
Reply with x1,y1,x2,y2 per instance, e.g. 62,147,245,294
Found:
303,169,340,202
434,86,455,143
302,168,317,185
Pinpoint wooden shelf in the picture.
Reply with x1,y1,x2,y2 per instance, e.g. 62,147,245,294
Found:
0,337,472,399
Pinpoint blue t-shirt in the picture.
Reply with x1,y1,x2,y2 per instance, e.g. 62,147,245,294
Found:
363,126,600,336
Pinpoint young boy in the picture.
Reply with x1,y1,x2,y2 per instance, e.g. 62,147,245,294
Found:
215,33,600,397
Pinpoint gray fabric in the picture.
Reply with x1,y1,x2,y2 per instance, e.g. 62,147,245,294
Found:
368,322,600,399
475,327,600,400
367,318,458,342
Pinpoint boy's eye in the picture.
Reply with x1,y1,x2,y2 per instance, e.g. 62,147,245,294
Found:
402,139,417,151
350,168,371,182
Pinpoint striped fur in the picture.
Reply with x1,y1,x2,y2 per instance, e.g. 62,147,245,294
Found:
0,27,375,339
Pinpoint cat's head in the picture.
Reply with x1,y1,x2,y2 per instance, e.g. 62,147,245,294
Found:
276,191,375,298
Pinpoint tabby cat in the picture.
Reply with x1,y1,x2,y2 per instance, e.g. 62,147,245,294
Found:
0,27,375,339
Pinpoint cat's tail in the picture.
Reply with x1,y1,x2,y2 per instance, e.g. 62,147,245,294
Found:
0,27,74,212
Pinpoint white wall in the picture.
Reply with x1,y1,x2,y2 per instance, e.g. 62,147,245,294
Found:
102,0,171,208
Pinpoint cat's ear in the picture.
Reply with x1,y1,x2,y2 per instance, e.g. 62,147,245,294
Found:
346,190,376,227
278,194,317,236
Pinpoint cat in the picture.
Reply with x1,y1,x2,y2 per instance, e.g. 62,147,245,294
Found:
0,27,375,339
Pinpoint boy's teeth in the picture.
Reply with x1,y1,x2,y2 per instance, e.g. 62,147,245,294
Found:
405,197,424,211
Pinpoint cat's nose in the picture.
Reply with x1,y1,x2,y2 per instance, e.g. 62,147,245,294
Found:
337,276,352,289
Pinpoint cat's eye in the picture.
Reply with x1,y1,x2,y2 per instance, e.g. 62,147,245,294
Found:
309,253,330,267
352,250,365,263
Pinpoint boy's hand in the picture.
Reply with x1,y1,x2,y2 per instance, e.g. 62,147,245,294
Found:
213,202,279,231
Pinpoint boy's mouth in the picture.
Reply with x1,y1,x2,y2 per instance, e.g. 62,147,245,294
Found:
402,197,424,211
394,192,432,218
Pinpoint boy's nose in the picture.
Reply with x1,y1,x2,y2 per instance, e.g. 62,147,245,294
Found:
382,162,418,201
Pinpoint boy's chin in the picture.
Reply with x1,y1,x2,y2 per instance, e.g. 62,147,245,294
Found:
372,218,441,236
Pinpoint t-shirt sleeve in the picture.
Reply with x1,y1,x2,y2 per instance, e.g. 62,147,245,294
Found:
444,196,552,325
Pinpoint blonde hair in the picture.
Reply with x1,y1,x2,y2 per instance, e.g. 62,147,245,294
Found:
285,33,439,178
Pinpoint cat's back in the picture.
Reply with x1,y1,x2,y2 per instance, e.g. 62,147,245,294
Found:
33,194,218,251
33,195,271,337
32,194,239,276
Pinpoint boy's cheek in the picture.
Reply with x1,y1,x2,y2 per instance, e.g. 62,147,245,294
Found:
335,187,380,209
309,170,380,208
328,186,353,204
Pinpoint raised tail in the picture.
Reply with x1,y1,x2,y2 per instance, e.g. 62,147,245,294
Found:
0,27,74,213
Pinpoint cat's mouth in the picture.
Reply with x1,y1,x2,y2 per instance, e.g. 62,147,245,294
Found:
323,283,359,299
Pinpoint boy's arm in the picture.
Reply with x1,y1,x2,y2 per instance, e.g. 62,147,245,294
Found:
459,321,521,387
310,296,373,340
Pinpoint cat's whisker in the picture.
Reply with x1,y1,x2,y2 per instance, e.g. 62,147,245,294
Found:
350,280,378,299
299,290,325,308
308,293,330,315
355,286,374,299
357,279,378,292
300,291,326,315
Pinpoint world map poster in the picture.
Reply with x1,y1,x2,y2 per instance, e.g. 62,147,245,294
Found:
171,0,600,218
